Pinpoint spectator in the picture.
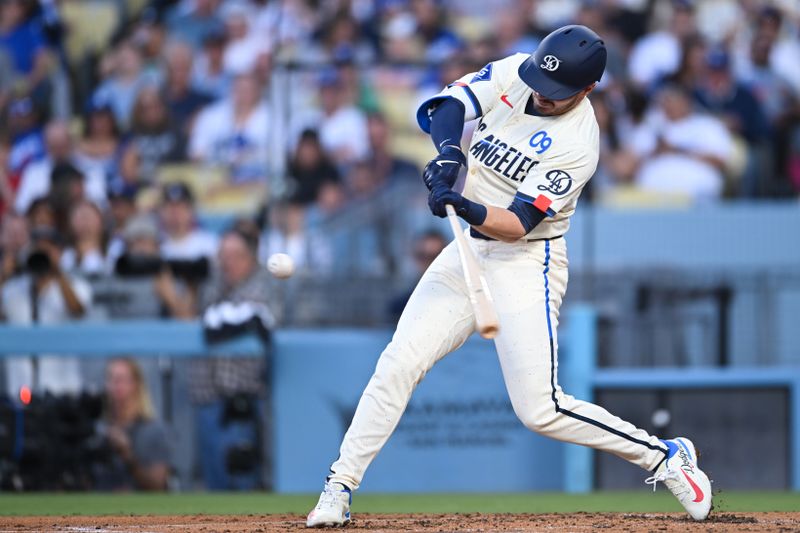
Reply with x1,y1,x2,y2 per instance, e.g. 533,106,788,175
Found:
189,73,270,183
124,86,186,184
6,97,45,179
14,121,106,214
741,33,798,126
346,159,385,200
748,6,800,97
315,12,375,65
93,40,158,130
1,225,91,394
0,0,53,103
286,129,341,207
388,229,446,321
159,182,217,261
221,2,267,76
45,162,89,232
191,31,231,99
163,41,214,135
93,358,171,491
105,182,138,267
492,5,540,56
627,0,697,89
629,83,733,202
251,0,314,56
334,57,380,113
312,70,370,168
190,227,276,490
166,0,224,49
75,97,121,180
694,49,770,146
367,113,419,183
0,211,29,284
671,35,707,92
694,49,770,196
24,196,54,227
111,213,195,319
0,47,13,111
410,0,464,63
61,200,108,277
133,11,168,80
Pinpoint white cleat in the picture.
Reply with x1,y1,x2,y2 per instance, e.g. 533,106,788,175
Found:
645,437,712,521
306,482,352,528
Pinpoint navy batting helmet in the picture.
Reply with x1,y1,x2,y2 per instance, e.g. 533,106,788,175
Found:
518,25,606,100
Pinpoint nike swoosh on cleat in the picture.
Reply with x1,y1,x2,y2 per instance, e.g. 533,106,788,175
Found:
681,470,704,503
501,94,513,108
435,160,459,167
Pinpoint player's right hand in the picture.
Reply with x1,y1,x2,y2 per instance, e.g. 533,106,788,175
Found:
422,146,466,191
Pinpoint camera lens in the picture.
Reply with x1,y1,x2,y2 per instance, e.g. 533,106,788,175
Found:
26,251,52,276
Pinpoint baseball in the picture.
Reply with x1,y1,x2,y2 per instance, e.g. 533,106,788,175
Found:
267,253,294,279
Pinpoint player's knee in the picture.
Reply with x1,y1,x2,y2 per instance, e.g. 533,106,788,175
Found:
514,404,559,434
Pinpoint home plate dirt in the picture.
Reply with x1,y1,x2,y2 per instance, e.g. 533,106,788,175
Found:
1,512,798,532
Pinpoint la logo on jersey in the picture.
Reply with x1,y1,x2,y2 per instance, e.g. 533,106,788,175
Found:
537,169,572,195
540,55,561,71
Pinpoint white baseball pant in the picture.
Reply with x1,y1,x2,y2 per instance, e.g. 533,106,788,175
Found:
328,232,668,490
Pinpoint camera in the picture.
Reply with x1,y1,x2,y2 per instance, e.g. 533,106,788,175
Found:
114,254,210,282
0,392,108,491
25,250,53,276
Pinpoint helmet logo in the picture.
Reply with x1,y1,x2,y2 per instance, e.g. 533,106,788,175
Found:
540,55,561,72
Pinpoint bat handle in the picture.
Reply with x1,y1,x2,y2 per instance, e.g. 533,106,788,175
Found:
445,204,457,218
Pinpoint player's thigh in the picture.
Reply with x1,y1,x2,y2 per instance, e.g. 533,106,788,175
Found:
486,240,569,407
388,240,475,370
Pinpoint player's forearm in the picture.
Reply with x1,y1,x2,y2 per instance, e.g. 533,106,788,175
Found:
429,98,466,152
474,206,528,243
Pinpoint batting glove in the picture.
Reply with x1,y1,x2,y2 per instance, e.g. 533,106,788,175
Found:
427,184,487,226
422,146,466,191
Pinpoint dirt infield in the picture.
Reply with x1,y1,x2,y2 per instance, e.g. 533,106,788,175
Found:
2,512,799,532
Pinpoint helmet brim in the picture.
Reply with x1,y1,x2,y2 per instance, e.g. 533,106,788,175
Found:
518,55,587,101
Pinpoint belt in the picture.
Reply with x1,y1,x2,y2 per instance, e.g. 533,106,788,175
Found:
469,228,562,243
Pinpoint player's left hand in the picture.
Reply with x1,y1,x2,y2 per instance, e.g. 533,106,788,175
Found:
422,146,466,191
427,184,464,218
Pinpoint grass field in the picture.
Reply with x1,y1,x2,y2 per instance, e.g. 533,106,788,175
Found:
1,490,798,516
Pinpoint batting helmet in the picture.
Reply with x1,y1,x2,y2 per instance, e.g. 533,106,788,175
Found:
518,25,606,100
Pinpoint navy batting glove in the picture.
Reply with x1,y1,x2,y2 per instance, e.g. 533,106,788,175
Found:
422,146,466,191
427,185,487,226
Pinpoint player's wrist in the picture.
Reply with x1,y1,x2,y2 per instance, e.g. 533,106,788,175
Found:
455,197,487,226
439,145,466,166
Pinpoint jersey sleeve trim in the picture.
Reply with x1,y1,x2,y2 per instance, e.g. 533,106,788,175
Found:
416,95,456,134
515,191,556,217
450,82,483,118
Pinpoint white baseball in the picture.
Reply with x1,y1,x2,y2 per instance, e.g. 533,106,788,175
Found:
267,253,294,279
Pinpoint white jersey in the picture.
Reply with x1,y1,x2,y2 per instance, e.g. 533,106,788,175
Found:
418,53,599,240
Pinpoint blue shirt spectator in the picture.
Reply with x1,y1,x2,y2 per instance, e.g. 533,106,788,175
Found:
0,0,47,75
694,49,771,144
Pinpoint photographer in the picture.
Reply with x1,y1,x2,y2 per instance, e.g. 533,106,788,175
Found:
189,226,277,490
1,226,91,393
93,358,171,491
108,214,199,319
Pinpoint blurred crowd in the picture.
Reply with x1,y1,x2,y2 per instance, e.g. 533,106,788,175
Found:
0,0,798,293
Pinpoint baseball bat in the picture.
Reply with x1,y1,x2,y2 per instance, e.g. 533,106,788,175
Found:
445,204,500,339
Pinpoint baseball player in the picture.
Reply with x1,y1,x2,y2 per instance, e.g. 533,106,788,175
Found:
307,25,712,527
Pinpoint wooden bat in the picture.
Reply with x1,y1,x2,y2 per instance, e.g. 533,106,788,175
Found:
445,204,500,339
